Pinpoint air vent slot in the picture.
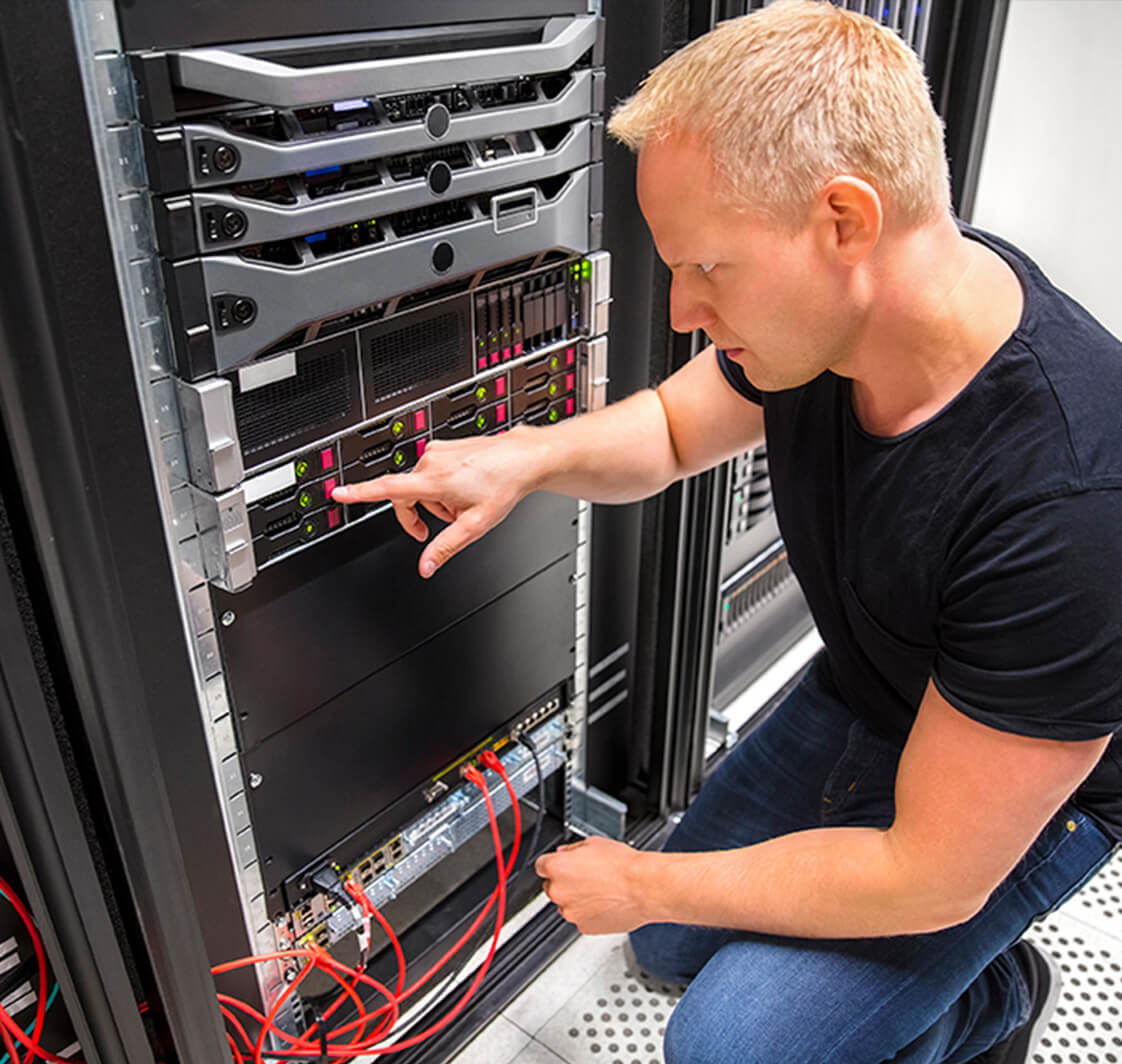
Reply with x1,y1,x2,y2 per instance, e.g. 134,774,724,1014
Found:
361,297,472,417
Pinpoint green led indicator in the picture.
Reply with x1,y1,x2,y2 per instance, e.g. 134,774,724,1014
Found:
393,450,406,467
549,355,560,371
295,459,310,479
475,385,487,401
548,409,560,423
391,419,405,436
298,490,313,509
581,260,591,279
548,382,558,397
475,413,487,430
303,521,316,537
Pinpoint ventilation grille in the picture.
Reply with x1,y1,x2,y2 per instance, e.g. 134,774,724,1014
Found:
234,345,356,458
362,299,471,417
719,544,796,641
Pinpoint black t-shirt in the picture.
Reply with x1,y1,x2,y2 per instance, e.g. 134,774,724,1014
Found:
716,225,1122,839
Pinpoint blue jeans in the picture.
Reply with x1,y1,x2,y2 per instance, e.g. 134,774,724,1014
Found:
631,658,1115,1064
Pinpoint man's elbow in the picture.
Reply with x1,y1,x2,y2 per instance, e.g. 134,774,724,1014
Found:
901,884,989,934
882,836,993,934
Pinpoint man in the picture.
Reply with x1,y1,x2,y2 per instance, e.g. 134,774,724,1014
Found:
333,2,1122,1060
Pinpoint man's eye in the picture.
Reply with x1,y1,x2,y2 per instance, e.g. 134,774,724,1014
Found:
698,263,716,275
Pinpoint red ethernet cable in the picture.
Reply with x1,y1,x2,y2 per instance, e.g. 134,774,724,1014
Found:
320,750,523,1049
214,760,516,1062
0,874,70,1064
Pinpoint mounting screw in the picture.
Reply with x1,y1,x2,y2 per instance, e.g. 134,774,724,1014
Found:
213,143,239,173
249,772,263,789
221,610,236,627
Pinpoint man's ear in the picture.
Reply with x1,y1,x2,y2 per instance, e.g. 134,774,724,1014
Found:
813,176,883,266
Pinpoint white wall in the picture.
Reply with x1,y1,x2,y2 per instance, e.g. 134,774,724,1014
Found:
972,0,1122,338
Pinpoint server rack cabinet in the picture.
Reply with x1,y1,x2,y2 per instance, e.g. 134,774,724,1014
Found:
0,1,1012,1061
0,0,685,1060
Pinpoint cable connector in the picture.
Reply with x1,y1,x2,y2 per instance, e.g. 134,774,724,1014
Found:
463,763,486,789
310,865,352,910
479,749,503,773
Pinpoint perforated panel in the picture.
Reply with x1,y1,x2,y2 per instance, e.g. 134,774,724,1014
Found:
1026,909,1122,1063
361,296,472,417
233,336,361,463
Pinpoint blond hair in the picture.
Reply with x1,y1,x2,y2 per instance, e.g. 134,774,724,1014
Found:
608,0,950,229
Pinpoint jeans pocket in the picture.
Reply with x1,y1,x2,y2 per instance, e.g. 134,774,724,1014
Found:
1039,807,1117,914
820,719,901,828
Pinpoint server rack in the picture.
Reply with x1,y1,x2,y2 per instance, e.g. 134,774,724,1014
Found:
0,1,1010,1061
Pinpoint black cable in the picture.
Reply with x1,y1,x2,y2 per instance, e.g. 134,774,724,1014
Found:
515,732,547,872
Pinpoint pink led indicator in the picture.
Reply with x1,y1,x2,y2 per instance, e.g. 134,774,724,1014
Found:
490,352,500,366
416,438,427,458
514,342,523,356
565,372,575,391
502,347,511,361
496,403,507,424
565,398,575,416
495,377,507,398
414,409,427,431
566,347,576,365
323,477,338,500
478,357,488,371
320,447,335,470
327,507,342,530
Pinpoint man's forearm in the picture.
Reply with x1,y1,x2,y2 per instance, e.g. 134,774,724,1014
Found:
629,826,982,939
516,388,684,504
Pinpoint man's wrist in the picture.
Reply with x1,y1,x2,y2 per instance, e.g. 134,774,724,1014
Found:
623,847,666,926
506,423,557,496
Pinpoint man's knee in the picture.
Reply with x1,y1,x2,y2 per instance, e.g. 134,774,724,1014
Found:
628,925,669,980
628,923,723,987
659,940,859,1064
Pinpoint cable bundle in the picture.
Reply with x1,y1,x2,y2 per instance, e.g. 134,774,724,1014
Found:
0,755,529,1064
0,876,70,1064
216,755,522,1063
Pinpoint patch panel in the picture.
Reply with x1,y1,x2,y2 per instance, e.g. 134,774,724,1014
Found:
274,698,567,954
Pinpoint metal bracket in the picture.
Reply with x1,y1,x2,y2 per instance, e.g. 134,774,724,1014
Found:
582,336,609,413
190,486,256,593
569,778,627,841
176,377,244,492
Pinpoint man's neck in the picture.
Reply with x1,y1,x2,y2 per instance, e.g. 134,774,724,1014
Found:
843,216,1024,438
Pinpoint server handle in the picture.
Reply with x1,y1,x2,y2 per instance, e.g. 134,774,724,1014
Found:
169,16,598,109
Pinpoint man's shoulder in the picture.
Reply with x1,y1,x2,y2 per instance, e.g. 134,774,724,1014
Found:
960,224,1122,490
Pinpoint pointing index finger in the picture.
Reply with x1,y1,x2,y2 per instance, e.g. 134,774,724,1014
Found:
332,471,429,505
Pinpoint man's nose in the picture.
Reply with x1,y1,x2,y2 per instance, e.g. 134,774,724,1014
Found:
668,273,716,334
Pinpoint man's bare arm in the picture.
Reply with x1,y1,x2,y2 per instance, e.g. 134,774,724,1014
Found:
537,681,1110,937
332,345,763,575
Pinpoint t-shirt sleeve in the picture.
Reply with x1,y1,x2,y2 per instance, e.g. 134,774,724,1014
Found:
933,489,1122,740
715,348,763,405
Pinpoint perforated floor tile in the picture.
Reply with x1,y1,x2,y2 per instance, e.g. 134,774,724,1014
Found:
1063,852,1122,941
532,940,680,1064
1024,911,1122,1063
